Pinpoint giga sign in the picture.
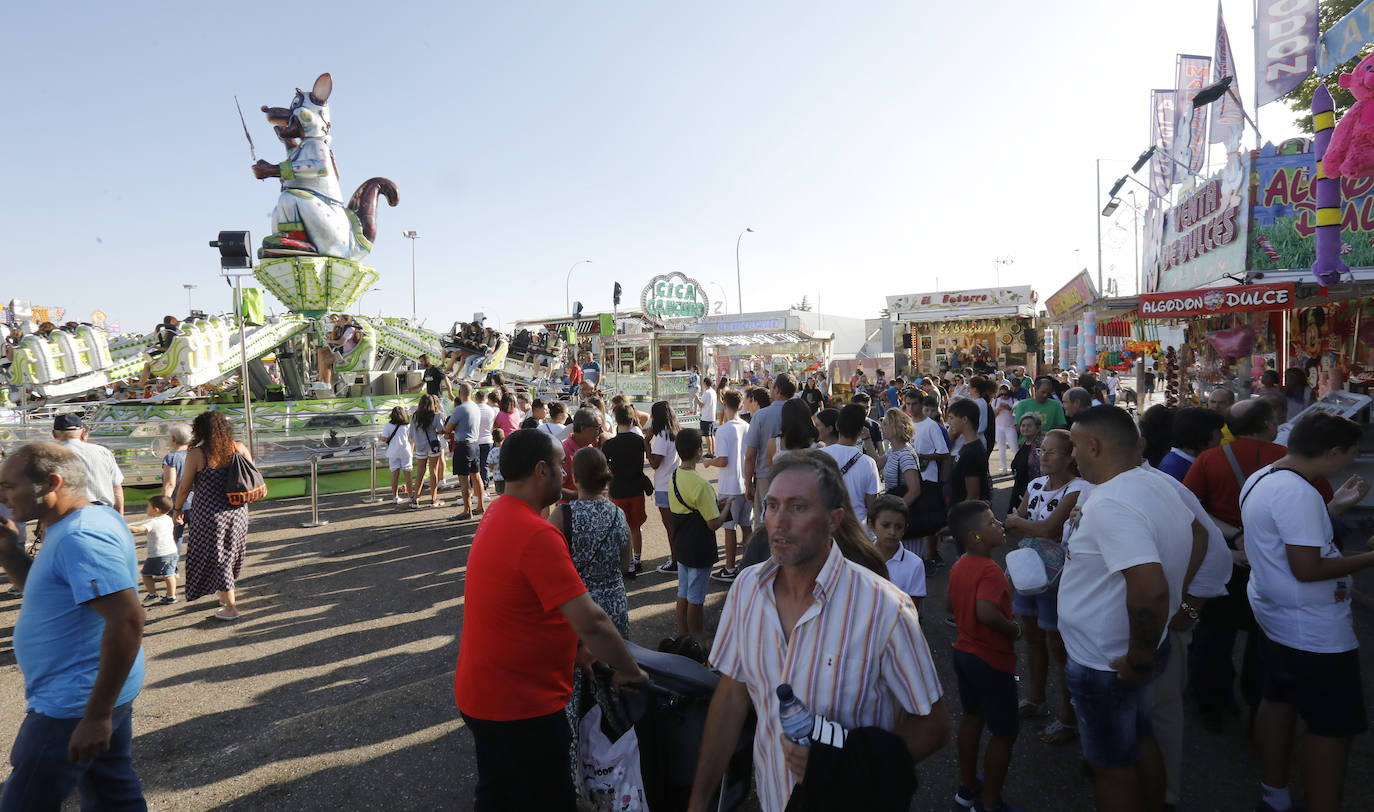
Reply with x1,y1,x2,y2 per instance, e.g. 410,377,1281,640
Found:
641,272,709,322
1139,282,1295,319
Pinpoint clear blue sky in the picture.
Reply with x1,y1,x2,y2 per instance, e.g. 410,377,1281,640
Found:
0,0,1304,333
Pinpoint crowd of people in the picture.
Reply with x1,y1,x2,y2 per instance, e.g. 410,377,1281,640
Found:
1,350,1372,812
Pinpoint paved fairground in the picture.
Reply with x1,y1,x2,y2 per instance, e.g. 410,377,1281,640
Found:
1,462,1372,811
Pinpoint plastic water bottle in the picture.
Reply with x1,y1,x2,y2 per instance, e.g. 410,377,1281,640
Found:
776,683,813,746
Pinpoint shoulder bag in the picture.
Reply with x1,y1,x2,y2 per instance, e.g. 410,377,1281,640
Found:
223,452,267,506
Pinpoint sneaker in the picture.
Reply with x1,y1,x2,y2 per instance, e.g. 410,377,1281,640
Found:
455,511,473,521
954,778,983,808
159,596,177,605
629,559,644,575
143,593,162,603
655,560,678,574
408,500,421,509
711,566,739,583
392,497,403,505
432,500,446,508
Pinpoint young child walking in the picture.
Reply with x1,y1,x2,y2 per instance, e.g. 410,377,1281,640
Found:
131,495,179,605
486,428,505,495
869,493,926,609
668,428,726,636
946,500,1022,812
381,405,414,505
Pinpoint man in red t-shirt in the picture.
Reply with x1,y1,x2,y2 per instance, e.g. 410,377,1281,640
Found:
454,429,646,811
560,408,604,501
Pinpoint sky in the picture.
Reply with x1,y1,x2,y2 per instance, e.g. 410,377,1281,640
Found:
0,0,1312,334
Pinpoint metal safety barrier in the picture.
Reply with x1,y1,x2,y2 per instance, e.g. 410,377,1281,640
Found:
359,439,384,504
299,454,330,528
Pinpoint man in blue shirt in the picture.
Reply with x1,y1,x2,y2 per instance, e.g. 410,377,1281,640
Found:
884,377,903,411
580,351,601,386
0,443,146,810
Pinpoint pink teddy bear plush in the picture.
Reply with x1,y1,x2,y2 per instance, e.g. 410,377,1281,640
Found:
1325,51,1374,179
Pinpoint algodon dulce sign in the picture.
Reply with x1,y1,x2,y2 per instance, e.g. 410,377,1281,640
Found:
1139,282,1295,319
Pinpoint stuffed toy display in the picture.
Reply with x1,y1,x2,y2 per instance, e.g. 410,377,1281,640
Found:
1311,85,1349,285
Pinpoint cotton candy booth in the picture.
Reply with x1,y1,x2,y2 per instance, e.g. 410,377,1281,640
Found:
1139,283,1294,404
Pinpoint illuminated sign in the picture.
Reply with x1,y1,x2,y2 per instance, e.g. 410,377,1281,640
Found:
1139,282,1294,318
641,272,709,323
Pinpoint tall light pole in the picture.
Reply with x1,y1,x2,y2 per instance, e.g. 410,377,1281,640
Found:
993,257,1013,290
402,230,419,322
565,259,592,314
709,282,728,316
735,227,753,315
183,284,197,314
1095,159,1104,294
1127,190,1141,295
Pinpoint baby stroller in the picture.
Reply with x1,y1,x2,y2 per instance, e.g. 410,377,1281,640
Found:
588,641,754,812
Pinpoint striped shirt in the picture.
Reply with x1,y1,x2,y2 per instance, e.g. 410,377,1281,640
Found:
710,542,943,812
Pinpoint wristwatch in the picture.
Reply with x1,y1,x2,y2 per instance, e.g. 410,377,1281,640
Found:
1179,600,1200,622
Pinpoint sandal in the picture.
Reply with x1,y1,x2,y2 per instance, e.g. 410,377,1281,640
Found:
1018,699,1050,719
1039,718,1078,745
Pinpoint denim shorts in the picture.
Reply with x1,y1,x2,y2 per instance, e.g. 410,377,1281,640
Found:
677,565,711,605
654,490,670,509
1011,584,1059,631
720,493,752,530
141,554,178,577
1066,639,1170,768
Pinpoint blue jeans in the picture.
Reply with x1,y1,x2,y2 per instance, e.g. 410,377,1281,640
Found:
1066,638,1170,769
0,702,145,811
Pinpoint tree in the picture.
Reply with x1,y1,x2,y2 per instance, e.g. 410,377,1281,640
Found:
791,296,812,311
1286,0,1369,133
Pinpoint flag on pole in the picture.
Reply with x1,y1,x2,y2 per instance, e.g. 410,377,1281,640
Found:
1151,89,1177,195
1255,0,1317,106
1172,54,1212,176
1210,1,1245,149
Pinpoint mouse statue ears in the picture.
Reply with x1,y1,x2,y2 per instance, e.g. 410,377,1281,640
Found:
309,73,332,106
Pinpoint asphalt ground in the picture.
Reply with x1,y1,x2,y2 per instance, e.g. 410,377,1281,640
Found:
0,458,1372,811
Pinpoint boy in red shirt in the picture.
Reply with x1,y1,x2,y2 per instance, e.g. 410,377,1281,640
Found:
946,500,1022,812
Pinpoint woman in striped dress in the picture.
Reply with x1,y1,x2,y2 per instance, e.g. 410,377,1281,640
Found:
173,410,251,621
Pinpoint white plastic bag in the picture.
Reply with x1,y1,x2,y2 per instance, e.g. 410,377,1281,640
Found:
1005,547,1049,596
578,705,648,812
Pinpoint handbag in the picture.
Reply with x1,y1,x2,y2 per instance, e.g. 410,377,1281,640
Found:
578,705,648,811
222,452,267,506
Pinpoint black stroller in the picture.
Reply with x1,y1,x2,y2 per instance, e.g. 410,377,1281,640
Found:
588,641,754,812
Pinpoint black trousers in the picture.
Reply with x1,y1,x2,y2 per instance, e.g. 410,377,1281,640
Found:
1188,564,1262,713
462,710,576,812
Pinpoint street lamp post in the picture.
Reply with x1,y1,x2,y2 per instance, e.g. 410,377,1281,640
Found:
402,230,419,322
709,282,728,316
735,227,753,315
565,259,592,314
183,284,197,314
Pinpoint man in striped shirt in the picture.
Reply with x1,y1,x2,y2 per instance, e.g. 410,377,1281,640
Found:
687,451,949,812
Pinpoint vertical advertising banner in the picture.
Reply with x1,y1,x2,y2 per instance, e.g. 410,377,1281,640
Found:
1255,0,1318,106
1211,2,1245,149
1173,54,1212,176
1151,89,1177,196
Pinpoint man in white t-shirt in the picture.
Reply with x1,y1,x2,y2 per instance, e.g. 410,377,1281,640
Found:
820,405,880,526
52,414,125,514
697,379,719,458
907,398,948,484
475,392,497,492
1239,412,1374,812
538,401,571,443
1060,406,1202,812
706,389,749,582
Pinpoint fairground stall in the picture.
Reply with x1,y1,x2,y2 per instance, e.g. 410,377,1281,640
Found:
1042,271,1156,381
682,310,869,386
887,286,1039,378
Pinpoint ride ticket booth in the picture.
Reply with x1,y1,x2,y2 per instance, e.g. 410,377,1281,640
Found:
597,273,711,424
